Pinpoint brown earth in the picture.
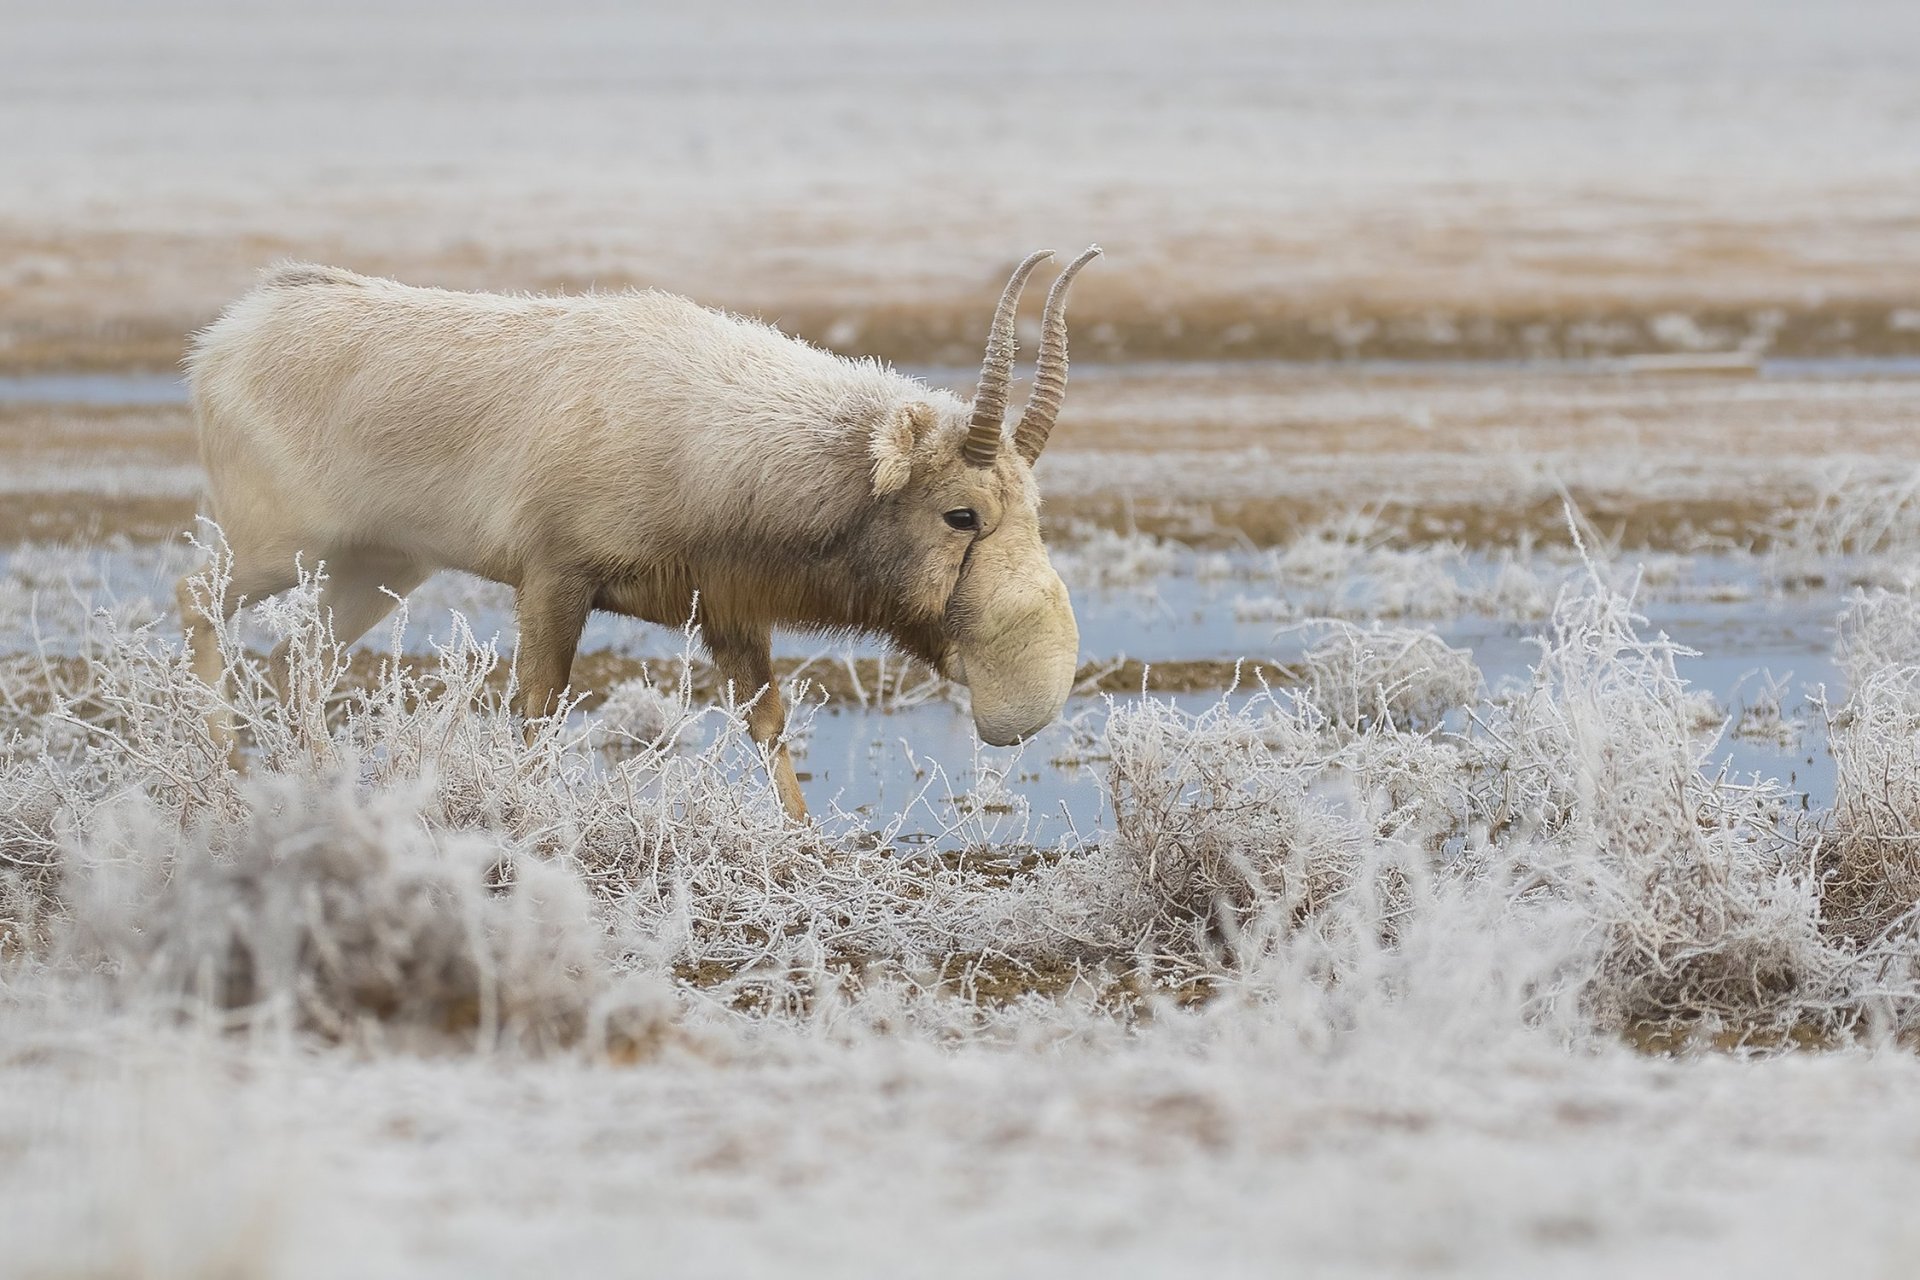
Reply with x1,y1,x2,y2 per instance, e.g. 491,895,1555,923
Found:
7,191,1920,372
7,366,1920,551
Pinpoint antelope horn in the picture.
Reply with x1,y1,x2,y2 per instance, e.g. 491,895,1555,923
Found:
1013,245,1101,464
963,249,1054,468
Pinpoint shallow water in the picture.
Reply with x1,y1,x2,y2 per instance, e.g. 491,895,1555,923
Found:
0,372,191,405
0,537,1843,841
791,610,1836,850
769,699,1111,851
7,357,1920,408
633,548,1838,846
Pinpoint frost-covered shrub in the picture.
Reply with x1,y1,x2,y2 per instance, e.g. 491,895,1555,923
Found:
1264,515,1468,619
1477,581,1841,1031
1836,586,1920,686
1299,622,1480,732
1818,670,1920,947
60,774,607,1049
1050,523,1179,591
1104,693,1381,944
1254,513,1564,622
1767,466,1920,590
951,690,1401,990
0,763,63,956
12,532,1920,1052
1818,589,1920,947
1726,673,1804,748
590,677,694,754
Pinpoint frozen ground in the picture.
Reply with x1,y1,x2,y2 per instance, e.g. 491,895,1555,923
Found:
8,369,1920,1276
12,1010,1920,1279
9,548,1920,1276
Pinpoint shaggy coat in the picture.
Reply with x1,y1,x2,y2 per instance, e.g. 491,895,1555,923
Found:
180,253,1097,818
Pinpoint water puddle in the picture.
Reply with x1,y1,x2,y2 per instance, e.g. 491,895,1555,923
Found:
0,373,191,405
776,597,1835,851
6,355,1920,408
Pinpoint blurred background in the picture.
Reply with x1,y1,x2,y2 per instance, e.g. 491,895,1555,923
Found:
6,0,1920,371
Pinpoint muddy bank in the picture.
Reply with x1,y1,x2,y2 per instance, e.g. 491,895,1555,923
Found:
11,288,1920,376
9,364,1920,551
0,486,1851,556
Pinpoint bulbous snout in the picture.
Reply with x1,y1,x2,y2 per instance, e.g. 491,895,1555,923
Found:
955,569,1079,747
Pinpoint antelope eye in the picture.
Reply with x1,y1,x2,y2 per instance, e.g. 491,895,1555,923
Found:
943,508,979,532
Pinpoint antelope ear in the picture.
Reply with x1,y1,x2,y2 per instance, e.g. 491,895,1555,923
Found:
870,402,935,496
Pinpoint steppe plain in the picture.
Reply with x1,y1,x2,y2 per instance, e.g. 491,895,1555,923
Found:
8,3,1920,1276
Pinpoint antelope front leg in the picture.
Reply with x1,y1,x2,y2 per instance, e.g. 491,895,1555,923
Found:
710,633,808,822
512,571,596,731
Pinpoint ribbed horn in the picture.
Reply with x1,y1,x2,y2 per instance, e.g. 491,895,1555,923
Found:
1013,245,1101,464
963,249,1054,468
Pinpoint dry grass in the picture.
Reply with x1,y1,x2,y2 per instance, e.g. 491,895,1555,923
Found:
2,537,1915,1043
0,646,1286,726
14,268,1920,374
1815,590,1920,948
1298,622,1481,731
